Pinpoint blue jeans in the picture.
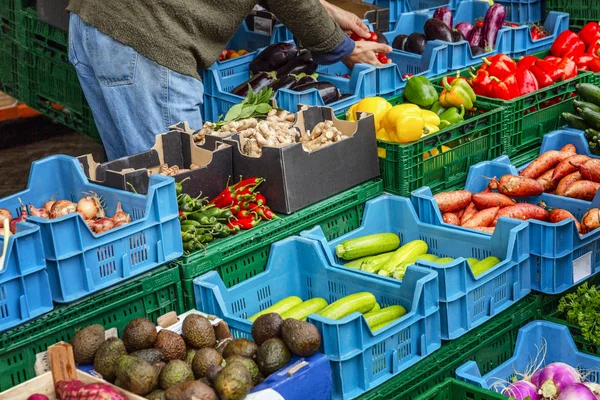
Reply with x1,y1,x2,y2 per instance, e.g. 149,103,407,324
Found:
68,13,204,160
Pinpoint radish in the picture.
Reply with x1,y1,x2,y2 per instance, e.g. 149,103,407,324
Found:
503,380,540,400
537,362,582,398
557,383,597,400
26,395,49,400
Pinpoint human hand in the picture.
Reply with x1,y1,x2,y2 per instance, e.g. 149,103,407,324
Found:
322,1,370,39
343,41,392,68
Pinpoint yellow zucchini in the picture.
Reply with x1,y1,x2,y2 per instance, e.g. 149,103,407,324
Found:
335,233,400,260
436,257,455,264
319,292,376,320
393,253,440,279
466,257,480,267
380,240,428,274
361,252,395,273
365,305,407,329
280,298,329,320
372,320,394,331
471,256,501,276
248,296,303,322
366,303,381,315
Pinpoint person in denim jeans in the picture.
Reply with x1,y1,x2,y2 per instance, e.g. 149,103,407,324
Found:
67,0,391,160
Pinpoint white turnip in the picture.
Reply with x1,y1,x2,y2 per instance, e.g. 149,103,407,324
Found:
557,383,597,400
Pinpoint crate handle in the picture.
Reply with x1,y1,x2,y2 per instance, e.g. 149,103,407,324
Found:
287,361,309,377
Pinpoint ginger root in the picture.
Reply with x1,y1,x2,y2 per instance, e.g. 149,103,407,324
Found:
300,121,347,152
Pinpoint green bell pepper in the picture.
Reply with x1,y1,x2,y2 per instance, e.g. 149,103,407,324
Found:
404,76,438,108
439,105,465,128
430,101,446,116
439,77,476,110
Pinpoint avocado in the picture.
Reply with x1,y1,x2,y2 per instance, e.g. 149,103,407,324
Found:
155,330,187,361
213,363,253,400
251,313,283,345
71,324,105,364
122,318,157,352
165,380,218,400
182,314,216,349
131,348,164,364
226,355,260,385
154,361,167,376
256,338,291,376
158,359,194,390
93,337,127,381
192,347,224,379
206,364,223,384
184,349,197,367
281,319,322,357
146,389,166,400
216,338,232,356
222,338,258,360
116,357,159,395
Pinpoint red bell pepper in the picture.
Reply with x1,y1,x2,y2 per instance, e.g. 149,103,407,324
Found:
530,63,554,88
574,54,595,71
590,58,600,73
544,55,560,64
489,75,519,100
469,69,492,97
551,30,585,58
517,55,539,70
549,57,578,81
533,59,562,82
587,40,600,58
481,54,517,80
579,22,600,47
515,68,539,96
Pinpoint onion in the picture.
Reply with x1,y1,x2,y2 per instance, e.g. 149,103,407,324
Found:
89,218,114,234
558,383,597,400
584,382,600,400
538,363,582,399
0,208,12,225
504,380,540,400
43,200,55,213
29,204,49,219
10,203,27,234
111,201,131,225
77,194,105,220
50,200,77,219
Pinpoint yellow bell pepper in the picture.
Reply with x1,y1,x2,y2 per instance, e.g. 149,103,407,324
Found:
377,129,392,141
420,110,441,127
424,124,440,135
381,104,420,135
352,97,391,131
346,103,358,122
391,114,425,143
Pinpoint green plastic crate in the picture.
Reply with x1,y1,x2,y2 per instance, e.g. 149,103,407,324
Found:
180,179,383,310
357,295,541,400
0,0,33,40
544,0,600,31
433,59,593,167
17,7,68,62
0,262,183,391
415,379,507,400
0,37,21,98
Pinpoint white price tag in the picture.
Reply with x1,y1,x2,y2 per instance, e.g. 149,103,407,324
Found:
573,251,592,283
245,389,285,400
253,16,273,35
105,327,118,339
34,351,50,376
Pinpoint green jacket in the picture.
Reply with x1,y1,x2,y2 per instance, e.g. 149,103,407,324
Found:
67,0,345,79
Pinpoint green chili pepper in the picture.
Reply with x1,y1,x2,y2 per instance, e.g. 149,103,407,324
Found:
178,194,193,205
181,225,196,233
219,209,233,219
183,241,197,252
180,201,195,213
181,231,195,242
439,105,465,128
180,220,201,228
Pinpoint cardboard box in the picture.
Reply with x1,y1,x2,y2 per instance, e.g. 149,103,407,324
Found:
327,0,390,32
37,0,69,32
78,127,232,200
224,106,379,214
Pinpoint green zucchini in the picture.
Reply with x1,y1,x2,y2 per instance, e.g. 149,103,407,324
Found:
365,305,407,329
371,320,394,331
585,128,600,141
574,99,600,114
319,292,376,320
466,258,480,267
335,233,400,260
361,252,395,273
579,108,600,131
248,296,303,322
436,257,455,264
563,112,589,131
471,256,501,276
380,240,428,274
365,303,381,315
280,298,328,320
392,254,440,280
344,258,367,269
577,83,600,106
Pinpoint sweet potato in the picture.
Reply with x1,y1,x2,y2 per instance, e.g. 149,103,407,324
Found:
463,206,500,228
552,155,590,182
573,159,600,183
564,180,600,201
549,209,581,233
519,151,573,179
556,172,582,196
488,179,499,191
456,209,465,219
434,190,472,213
472,192,516,209
537,169,558,192
471,226,495,234
560,144,577,153
498,175,544,197
581,208,600,234
491,204,549,226
443,213,460,226
461,202,478,225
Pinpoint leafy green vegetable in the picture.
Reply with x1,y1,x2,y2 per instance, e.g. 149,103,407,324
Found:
558,282,600,345
217,86,274,128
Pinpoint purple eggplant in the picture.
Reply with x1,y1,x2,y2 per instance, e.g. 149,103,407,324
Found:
392,34,409,51
424,18,453,42
232,72,277,97
470,45,485,56
292,81,340,105
250,43,298,75
291,73,318,88
451,29,465,42
455,22,474,39
483,3,506,52
433,7,453,30
405,33,427,54
468,26,484,47
276,50,317,78
269,74,299,91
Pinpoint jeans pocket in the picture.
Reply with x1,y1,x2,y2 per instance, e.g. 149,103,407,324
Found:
88,26,138,87
68,13,80,66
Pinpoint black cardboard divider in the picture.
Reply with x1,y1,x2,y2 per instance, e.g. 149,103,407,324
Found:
78,129,232,200
224,106,379,214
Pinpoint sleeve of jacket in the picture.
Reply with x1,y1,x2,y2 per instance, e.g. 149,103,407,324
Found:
266,0,346,54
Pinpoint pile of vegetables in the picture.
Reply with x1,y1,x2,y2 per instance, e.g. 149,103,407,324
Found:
231,42,341,105
218,48,250,61
391,4,505,57
549,23,600,72
0,193,131,236
558,282,600,346
250,293,406,332
563,83,600,156
178,177,275,252
335,233,500,279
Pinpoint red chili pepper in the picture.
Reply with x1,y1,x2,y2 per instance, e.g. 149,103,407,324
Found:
230,217,260,230
469,69,492,97
579,22,600,47
481,54,517,80
255,193,267,206
551,30,585,58
590,58,600,73
475,20,484,27
587,40,600,58
530,63,555,88
574,54,595,71
226,221,241,234
517,55,539,70
231,177,264,191
236,209,257,219
230,203,241,214
489,75,519,100
515,68,539,96
255,206,276,221
210,187,235,208
533,59,562,82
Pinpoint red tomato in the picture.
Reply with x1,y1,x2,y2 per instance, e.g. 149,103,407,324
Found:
369,31,378,42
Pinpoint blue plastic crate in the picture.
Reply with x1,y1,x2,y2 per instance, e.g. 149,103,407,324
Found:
302,194,530,341
494,0,541,23
200,50,377,122
412,129,600,295
193,235,441,400
0,221,53,332
365,0,456,29
0,155,183,303
456,321,600,392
